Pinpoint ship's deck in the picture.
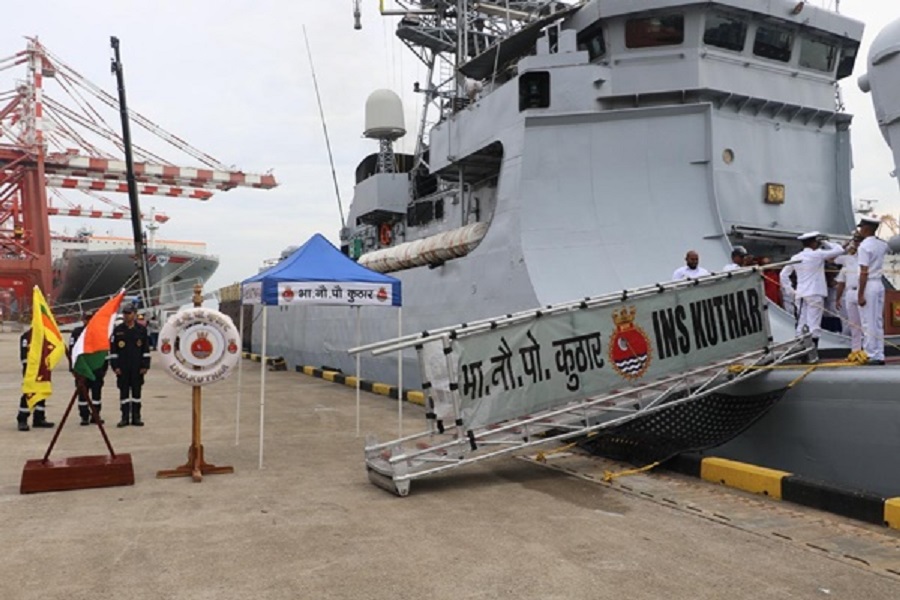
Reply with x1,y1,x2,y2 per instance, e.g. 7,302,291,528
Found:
0,327,898,599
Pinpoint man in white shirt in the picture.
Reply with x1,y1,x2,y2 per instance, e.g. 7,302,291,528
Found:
856,216,889,365
673,250,710,280
834,235,862,357
721,246,748,272
779,231,845,344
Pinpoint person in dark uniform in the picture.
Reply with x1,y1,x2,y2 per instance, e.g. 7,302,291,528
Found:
17,326,55,431
68,310,107,426
109,304,151,427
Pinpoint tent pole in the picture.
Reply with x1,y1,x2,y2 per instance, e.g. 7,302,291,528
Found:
398,306,403,437
258,306,268,469
236,300,244,446
355,306,361,437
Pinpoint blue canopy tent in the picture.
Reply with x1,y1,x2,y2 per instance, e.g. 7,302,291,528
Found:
239,233,402,467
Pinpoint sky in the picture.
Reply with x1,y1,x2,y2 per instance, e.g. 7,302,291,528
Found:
3,0,900,294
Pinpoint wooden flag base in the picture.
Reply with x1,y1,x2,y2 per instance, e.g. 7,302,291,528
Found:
21,454,134,494
156,444,233,482
20,386,134,494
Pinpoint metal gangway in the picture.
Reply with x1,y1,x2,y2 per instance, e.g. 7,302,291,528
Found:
352,269,812,496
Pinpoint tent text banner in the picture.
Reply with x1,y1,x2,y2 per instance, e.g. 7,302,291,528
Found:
452,274,769,430
274,282,395,306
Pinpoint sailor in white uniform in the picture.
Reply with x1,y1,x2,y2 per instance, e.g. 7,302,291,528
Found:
672,250,710,280
721,246,748,272
779,232,845,344
856,216,889,365
834,236,862,355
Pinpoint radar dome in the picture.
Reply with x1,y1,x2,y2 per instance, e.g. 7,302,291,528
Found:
888,234,900,254
364,89,406,140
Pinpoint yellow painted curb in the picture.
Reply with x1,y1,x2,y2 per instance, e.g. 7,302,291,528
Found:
885,498,900,530
344,376,359,387
372,382,392,396
303,366,315,376
322,371,337,382
407,391,425,406
700,457,789,499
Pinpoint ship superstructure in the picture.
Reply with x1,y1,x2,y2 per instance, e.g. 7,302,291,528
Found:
259,0,879,379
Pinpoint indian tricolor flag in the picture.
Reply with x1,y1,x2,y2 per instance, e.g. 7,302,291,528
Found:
21,286,66,409
72,290,125,381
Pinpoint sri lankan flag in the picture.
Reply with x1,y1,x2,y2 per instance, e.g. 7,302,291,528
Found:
21,286,66,409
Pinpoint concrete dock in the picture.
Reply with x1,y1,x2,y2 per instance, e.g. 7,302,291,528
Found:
1,329,899,599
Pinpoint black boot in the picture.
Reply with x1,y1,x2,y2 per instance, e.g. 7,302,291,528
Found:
117,402,131,428
32,415,55,428
17,421,29,432
78,397,90,426
131,402,144,427
90,402,104,425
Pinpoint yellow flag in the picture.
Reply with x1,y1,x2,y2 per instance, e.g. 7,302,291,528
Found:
21,286,66,409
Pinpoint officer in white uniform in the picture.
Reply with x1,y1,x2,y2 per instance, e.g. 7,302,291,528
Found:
856,216,889,365
721,246,748,272
673,250,710,280
779,232,845,343
834,236,862,354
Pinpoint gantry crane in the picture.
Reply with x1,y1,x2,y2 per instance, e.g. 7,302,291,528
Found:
0,38,277,310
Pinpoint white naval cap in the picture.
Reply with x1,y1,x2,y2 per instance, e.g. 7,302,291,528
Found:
797,231,820,241
858,216,881,228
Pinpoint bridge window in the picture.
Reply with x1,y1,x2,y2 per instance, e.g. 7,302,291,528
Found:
625,15,684,49
799,37,836,72
753,25,793,63
577,23,606,60
837,44,858,79
703,14,747,52
519,71,550,110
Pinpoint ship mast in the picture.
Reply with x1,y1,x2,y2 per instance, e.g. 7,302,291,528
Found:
367,1,567,168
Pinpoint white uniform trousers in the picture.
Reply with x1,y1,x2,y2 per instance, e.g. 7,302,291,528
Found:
859,282,885,361
795,295,825,339
844,294,862,352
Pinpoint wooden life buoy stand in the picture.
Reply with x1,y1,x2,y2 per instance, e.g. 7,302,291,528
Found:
379,222,392,246
156,284,234,482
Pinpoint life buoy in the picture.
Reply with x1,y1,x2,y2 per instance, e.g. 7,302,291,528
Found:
379,223,392,246
158,307,241,387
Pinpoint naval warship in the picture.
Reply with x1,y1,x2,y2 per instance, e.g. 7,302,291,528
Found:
250,1,900,495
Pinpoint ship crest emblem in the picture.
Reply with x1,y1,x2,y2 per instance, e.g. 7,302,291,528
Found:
281,287,295,301
190,331,213,359
608,306,652,380
157,254,169,267
227,340,238,354
160,339,172,355
376,287,388,302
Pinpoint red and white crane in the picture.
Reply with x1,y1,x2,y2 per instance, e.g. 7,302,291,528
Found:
0,37,277,307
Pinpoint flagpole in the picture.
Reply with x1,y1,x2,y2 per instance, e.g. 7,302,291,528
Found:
41,389,78,463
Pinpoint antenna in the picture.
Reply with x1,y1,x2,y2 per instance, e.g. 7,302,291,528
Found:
302,26,346,229
353,0,362,29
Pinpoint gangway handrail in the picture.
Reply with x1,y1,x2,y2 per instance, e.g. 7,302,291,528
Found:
351,264,792,357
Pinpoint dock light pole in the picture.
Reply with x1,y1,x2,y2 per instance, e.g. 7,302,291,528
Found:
110,37,151,308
